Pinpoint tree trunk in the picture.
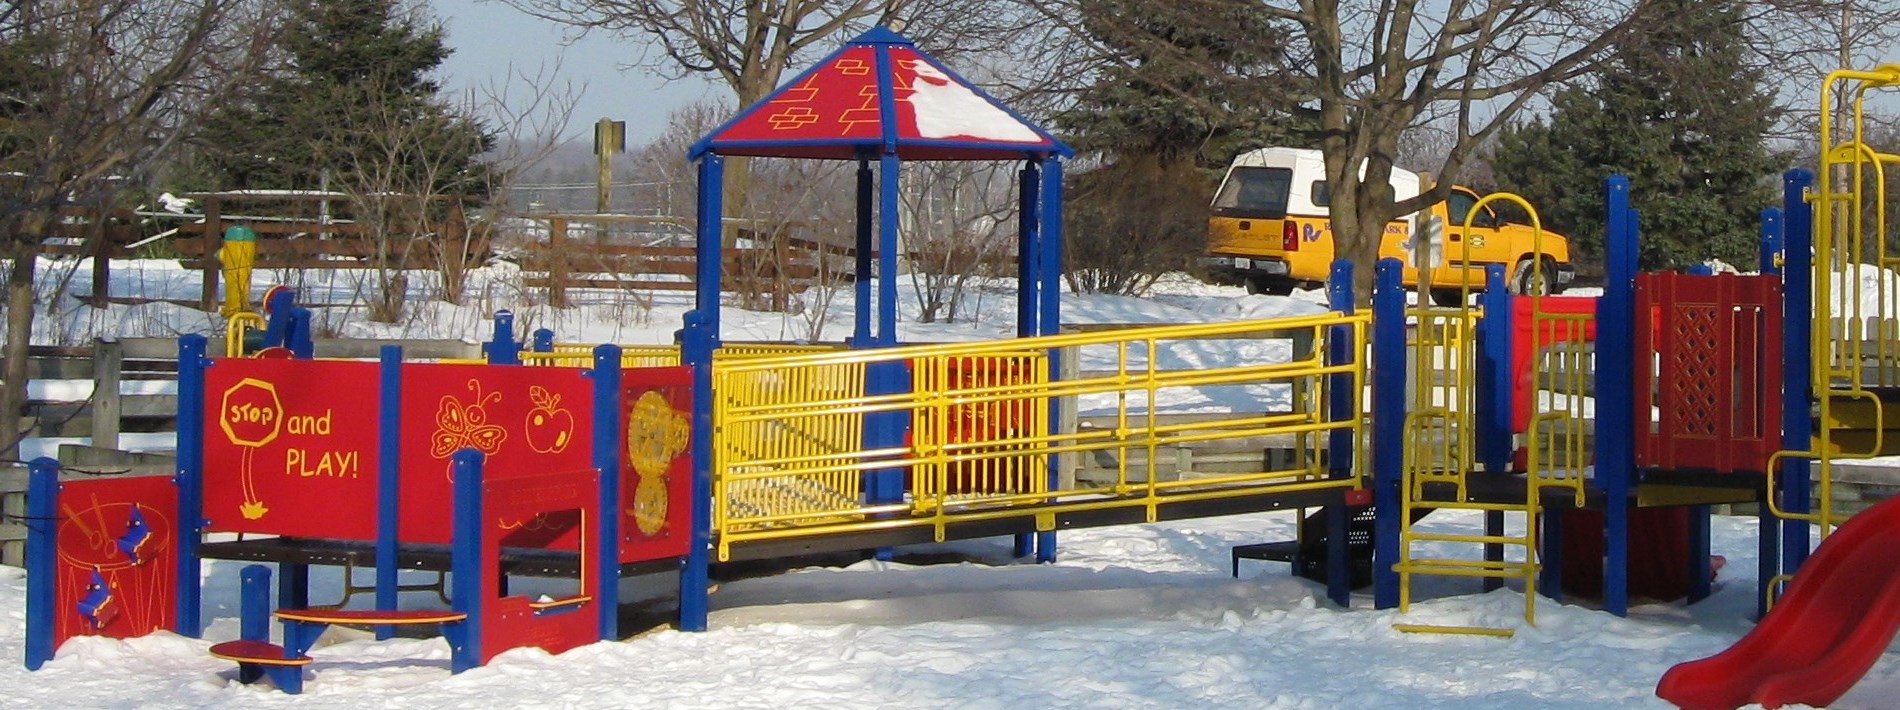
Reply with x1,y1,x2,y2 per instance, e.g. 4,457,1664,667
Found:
1,245,40,456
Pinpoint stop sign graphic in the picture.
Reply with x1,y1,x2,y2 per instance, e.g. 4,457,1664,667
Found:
219,378,283,447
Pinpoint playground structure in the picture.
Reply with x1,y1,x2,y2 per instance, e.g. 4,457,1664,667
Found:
14,25,1900,702
23,308,696,690
1655,64,1900,710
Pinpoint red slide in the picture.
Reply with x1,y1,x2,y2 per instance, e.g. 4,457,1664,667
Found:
1657,494,1900,709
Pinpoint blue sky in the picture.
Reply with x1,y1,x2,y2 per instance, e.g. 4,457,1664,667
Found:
437,2,719,144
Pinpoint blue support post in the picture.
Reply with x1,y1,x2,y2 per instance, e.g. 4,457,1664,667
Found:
1016,160,1042,340
448,449,485,673
1756,205,1785,618
679,310,716,632
693,155,725,337
1323,260,1354,607
486,310,521,364
878,154,901,345
1370,259,1406,609
263,289,296,347
278,561,309,613
175,335,208,636
1012,159,1042,559
1760,208,1785,276
375,345,402,639
287,308,314,359
590,345,624,639
1597,174,1638,617
235,565,272,685
532,328,555,353
239,565,272,642
1038,157,1064,339
677,153,723,632
847,150,907,534
23,459,59,670
1778,170,1816,610
1688,504,1713,602
854,157,875,345
1483,511,1505,592
1476,265,1513,472
1036,156,1065,563
1541,510,1564,602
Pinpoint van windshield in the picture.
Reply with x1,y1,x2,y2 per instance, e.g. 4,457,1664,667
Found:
1211,166,1292,219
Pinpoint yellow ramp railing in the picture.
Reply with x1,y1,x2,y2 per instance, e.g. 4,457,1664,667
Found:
708,314,1371,560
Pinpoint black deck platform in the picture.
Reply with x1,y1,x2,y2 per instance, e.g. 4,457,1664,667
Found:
722,485,1350,562
1440,469,1763,510
197,536,678,578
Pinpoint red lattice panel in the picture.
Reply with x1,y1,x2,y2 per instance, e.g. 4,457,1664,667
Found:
1634,272,1783,473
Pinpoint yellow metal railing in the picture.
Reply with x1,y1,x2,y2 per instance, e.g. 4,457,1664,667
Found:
224,312,268,358
521,344,680,369
1526,308,1592,508
517,342,839,369
1402,307,1479,494
708,314,1370,561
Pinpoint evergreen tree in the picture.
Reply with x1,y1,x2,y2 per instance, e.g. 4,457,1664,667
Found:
197,0,491,195
1491,0,1780,271
1055,0,1306,294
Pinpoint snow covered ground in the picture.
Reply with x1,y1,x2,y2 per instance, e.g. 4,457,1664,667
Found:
4,257,1896,708
0,511,1884,708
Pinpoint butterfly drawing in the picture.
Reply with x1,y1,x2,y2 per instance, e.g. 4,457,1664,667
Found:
432,381,507,478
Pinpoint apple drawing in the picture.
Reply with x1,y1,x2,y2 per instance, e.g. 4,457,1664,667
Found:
524,386,575,453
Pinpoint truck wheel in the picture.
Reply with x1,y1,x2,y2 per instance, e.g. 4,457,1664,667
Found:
1246,275,1296,296
1510,257,1555,296
1428,288,1468,307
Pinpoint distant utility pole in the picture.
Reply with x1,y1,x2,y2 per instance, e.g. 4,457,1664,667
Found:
594,117,626,214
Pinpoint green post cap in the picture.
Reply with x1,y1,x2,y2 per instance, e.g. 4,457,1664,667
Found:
222,225,257,241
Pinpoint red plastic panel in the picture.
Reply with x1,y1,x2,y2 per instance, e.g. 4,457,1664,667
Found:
1634,272,1783,474
1511,296,1600,433
1559,507,1691,601
203,358,380,537
478,468,599,665
618,366,693,563
53,475,178,650
912,355,1041,494
398,363,596,545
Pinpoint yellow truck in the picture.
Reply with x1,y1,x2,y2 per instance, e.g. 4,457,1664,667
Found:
1204,147,1573,303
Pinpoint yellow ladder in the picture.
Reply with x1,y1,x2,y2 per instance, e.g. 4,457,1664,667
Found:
1391,408,1541,637
1389,296,1588,637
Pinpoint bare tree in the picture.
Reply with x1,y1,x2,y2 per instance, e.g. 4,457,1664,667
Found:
486,0,1025,226
1741,0,1900,140
1261,0,1686,298
1063,155,1206,296
0,0,275,454
898,161,1016,323
320,65,578,323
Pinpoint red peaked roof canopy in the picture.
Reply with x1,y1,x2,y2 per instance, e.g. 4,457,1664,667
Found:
691,27,1071,161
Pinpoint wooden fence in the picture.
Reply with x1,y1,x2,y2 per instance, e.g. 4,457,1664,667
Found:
516,213,1015,309
38,207,142,306
41,198,1016,316
176,192,483,311
519,214,835,310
